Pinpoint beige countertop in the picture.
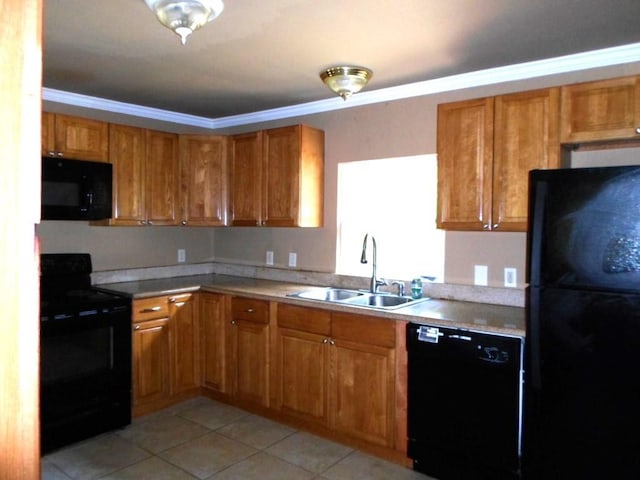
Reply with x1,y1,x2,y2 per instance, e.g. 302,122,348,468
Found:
97,274,525,337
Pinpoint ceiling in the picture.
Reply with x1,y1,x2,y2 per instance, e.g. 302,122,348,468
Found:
43,0,640,120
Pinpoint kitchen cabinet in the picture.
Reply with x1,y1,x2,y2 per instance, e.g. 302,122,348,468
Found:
41,112,109,162
132,297,171,413
274,304,396,447
228,297,270,407
275,304,331,425
200,292,228,394
437,88,560,231
105,127,180,226
169,293,199,395
561,75,640,143
230,125,324,227
132,294,199,416
179,135,229,226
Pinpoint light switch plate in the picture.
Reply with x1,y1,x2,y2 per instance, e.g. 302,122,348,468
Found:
504,267,517,287
177,249,186,263
266,251,274,265
288,252,297,267
474,265,488,286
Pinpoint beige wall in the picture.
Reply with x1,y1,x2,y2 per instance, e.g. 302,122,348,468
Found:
36,222,217,272
40,62,640,285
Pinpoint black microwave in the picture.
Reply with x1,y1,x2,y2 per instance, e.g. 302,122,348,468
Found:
41,157,113,221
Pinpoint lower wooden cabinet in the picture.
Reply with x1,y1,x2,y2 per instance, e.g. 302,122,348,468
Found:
131,292,401,453
132,293,198,415
200,292,228,394
229,297,270,407
133,316,171,408
275,304,397,448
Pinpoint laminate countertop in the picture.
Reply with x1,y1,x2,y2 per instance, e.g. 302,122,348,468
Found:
97,274,525,337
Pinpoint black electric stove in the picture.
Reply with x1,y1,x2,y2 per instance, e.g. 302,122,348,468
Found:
40,253,132,453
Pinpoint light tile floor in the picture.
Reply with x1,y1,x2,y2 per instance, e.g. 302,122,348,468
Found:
42,397,431,480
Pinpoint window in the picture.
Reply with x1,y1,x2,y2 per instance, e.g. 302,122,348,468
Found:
336,154,444,281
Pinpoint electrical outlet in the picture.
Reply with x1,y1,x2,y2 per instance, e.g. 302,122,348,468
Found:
504,267,517,287
266,251,274,265
474,265,488,286
177,249,186,263
288,252,297,267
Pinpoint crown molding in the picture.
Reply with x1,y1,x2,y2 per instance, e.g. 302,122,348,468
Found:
43,42,640,129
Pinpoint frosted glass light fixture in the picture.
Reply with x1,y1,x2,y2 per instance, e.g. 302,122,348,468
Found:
320,66,373,100
144,0,224,45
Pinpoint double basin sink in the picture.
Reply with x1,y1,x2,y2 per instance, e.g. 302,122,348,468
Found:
287,287,429,310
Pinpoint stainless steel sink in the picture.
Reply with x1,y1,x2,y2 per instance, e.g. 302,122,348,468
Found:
287,287,365,302
287,287,427,310
344,293,416,308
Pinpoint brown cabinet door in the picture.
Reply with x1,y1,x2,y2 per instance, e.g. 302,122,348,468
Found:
233,319,269,406
132,317,171,407
437,98,494,230
329,312,396,447
146,130,179,225
493,88,561,231
51,114,109,162
109,124,147,225
41,111,55,156
229,297,270,406
329,337,395,447
169,293,199,395
275,304,331,423
200,293,228,394
230,131,263,226
561,75,640,143
180,135,229,226
263,125,324,227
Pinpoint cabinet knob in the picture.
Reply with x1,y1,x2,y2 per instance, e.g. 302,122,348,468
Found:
636,127,640,134
492,223,499,230
56,152,64,157
138,220,146,225
230,320,236,325
246,308,254,313
134,325,140,330
329,339,336,346
482,224,490,230
169,297,176,303
323,338,328,344
181,220,187,226
147,221,153,225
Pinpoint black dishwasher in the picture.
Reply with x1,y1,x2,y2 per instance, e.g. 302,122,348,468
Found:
407,322,523,479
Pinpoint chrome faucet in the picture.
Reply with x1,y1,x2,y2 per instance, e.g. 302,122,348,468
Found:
360,234,387,293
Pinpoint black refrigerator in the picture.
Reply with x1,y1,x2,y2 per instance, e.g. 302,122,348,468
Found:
523,165,640,479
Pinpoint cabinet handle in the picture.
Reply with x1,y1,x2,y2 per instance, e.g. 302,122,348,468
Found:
492,223,499,230
246,308,254,313
141,306,161,313
148,221,153,225
482,224,490,230
134,325,140,330
329,339,335,345
56,152,64,157
169,297,176,303
323,338,328,344
138,220,146,225
181,220,187,226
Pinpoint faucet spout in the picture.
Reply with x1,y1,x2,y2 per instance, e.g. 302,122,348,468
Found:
360,234,386,293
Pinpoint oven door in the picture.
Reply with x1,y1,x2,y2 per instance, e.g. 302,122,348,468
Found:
40,304,131,452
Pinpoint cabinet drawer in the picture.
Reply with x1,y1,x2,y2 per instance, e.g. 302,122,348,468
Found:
133,297,169,322
231,297,269,323
278,303,331,335
331,312,395,348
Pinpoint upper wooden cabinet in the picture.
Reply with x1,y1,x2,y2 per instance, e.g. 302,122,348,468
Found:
41,112,109,162
561,75,640,143
180,135,229,226
230,125,324,227
105,126,179,226
437,88,561,232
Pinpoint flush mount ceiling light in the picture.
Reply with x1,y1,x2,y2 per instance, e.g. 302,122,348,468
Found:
144,0,224,45
320,66,373,100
